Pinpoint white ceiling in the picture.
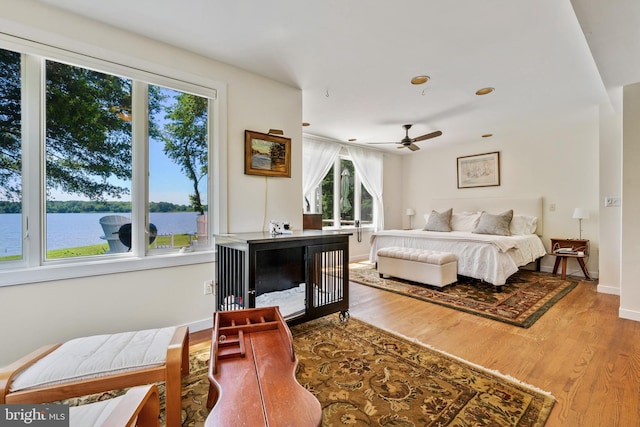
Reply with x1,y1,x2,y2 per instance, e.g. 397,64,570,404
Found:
34,0,640,152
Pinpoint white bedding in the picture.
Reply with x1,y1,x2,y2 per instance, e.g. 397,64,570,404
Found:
369,230,546,286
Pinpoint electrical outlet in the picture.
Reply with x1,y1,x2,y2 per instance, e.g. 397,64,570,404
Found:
203,280,213,295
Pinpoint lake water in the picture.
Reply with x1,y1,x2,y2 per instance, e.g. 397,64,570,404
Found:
0,212,201,256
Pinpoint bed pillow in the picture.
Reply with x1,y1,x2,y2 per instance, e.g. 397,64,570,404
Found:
472,210,513,236
510,215,538,235
424,208,452,232
451,211,481,232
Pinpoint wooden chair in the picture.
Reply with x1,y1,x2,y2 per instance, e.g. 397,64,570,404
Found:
0,326,189,427
69,384,160,427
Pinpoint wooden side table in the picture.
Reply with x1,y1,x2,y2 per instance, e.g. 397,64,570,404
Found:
550,238,591,280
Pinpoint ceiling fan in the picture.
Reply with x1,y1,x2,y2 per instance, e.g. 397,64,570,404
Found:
367,124,442,151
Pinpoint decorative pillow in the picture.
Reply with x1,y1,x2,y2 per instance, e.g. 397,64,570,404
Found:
451,211,481,232
472,210,513,236
424,208,452,232
510,215,538,235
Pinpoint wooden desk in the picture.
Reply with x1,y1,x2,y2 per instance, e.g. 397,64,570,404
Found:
206,307,322,427
550,238,591,280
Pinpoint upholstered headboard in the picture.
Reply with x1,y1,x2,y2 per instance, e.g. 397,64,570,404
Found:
426,196,543,235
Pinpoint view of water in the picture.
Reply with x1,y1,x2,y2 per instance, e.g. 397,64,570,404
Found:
0,212,201,256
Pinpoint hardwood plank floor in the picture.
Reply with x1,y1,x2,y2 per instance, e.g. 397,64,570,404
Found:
348,277,640,427
192,275,640,426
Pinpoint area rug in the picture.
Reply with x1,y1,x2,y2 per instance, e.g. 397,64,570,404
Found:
349,263,578,328
293,314,555,426
60,315,555,426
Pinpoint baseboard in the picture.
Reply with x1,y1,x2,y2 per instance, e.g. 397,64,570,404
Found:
184,317,213,333
597,284,620,295
619,308,640,322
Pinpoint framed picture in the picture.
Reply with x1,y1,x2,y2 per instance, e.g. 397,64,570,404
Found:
244,130,291,177
457,151,500,188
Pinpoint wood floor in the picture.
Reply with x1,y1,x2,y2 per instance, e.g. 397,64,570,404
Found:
193,274,640,426
348,276,640,427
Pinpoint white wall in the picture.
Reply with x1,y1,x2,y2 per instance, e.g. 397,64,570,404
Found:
401,108,601,276
621,83,640,321
598,102,623,295
0,1,302,366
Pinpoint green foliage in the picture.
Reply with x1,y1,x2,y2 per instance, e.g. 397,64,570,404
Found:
160,92,208,215
45,61,134,200
1,52,206,214
0,49,21,201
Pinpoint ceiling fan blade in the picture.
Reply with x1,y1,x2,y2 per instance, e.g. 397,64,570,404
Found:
412,130,443,142
367,142,397,145
407,144,420,151
396,145,405,149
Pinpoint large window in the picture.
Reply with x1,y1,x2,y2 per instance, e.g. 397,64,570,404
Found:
148,85,209,250
310,156,373,228
0,48,21,261
0,40,220,284
44,60,133,259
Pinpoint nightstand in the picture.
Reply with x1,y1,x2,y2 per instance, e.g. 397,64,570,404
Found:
550,238,591,280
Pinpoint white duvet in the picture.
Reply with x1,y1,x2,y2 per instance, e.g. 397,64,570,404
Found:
369,230,547,286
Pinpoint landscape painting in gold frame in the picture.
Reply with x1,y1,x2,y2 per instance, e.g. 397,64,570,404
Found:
457,151,500,188
244,130,291,177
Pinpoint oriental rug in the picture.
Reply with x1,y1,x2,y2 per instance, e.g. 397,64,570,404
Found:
61,315,555,426
349,263,578,328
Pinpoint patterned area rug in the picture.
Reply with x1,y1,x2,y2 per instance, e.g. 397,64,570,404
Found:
349,263,578,328
60,315,555,426
293,315,555,426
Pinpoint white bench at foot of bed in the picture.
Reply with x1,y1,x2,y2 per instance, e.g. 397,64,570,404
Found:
377,247,458,288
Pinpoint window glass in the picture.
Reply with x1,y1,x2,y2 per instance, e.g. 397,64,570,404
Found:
0,48,22,262
316,156,373,228
321,164,335,226
44,60,132,258
339,158,354,226
360,182,374,225
148,85,209,250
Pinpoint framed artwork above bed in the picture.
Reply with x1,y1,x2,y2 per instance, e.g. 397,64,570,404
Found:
457,151,500,188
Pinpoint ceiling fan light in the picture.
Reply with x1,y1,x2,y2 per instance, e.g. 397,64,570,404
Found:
475,87,495,95
411,75,430,85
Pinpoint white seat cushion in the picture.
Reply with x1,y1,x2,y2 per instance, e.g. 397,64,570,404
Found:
69,394,127,427
10,327,176,391
377,247,457,265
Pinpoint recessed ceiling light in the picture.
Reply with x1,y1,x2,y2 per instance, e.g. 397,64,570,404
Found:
302,122,310,127
481,133,493,138
475,87,495,96
411,75,430,85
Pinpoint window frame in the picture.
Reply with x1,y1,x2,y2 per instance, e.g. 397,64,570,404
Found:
0,34,227,287
317,154,375,230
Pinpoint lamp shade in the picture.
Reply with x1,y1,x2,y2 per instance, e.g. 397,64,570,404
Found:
572,208,589,219
406,208,415,216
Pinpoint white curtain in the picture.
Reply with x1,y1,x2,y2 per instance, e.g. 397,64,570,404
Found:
302,138,341,208
347,145,384,231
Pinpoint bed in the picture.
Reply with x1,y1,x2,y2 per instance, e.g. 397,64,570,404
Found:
369,197,547,287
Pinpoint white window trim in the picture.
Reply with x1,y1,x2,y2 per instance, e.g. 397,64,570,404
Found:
0,33,228,287
322,155,375,230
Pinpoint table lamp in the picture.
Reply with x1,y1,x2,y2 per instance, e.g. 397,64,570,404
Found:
572,208,589,239
406,208,416,229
